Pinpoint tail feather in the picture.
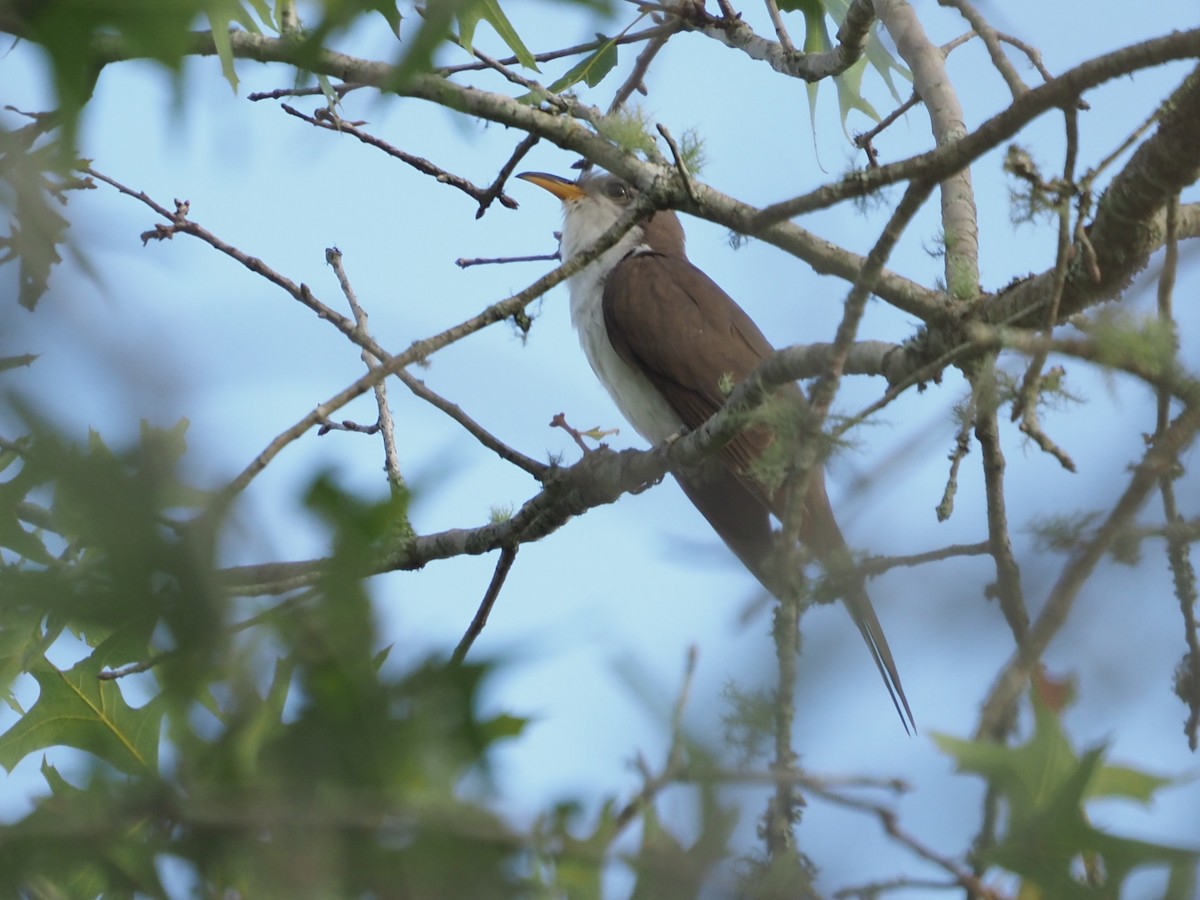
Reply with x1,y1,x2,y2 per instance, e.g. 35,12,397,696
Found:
844,582,916,735
675,461,916,733
796,473,916,734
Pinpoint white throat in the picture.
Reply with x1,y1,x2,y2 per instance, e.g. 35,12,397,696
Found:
559,200,685,445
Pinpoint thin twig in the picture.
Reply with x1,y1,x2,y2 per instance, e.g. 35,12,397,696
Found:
996,32,1054,83
937,0,1027,97
98,654,170,680
1011,107,1080,473
456,251,559,269
763,0,796,54
975,373,1030,643
407,377,547,478
317,419,380,435
326,247,406,492
550,412,618,455
452,545,519,663
475,132,541,219
1154,196,1200,751
437,24,676,76
855,91,920,165
859,541,992,576
656,123,697,205
607,18,675,112
854,30,976,164
613,646,699,832
248,81,364,102
471,48,569,112
280,104,519,212
937,399,975,523
802,783,1005,899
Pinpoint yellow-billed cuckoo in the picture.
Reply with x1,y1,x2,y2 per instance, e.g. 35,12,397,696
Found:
518,171,914,732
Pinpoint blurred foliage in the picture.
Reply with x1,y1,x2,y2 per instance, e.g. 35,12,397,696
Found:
0,416,761,896
935,683,1198,898
0,120,92,311
0,418,537,896
2,0,1197,897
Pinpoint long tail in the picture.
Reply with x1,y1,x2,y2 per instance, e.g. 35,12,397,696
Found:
843,580,916,735
676,461,916,733
797,473,916,734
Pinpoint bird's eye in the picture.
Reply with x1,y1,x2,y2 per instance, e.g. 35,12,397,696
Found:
606,181,631,201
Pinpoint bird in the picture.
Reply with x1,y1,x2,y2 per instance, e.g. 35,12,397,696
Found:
517,170,915,733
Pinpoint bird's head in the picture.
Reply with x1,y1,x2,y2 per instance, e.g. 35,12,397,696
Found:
517,171,685,262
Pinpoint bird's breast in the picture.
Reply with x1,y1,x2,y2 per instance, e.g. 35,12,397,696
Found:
567,261,684,445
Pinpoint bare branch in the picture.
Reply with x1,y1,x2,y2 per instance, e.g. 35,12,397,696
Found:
452,545,519,663
436,23,677,76
1154,197,1200,751
326,247,405,493
455,251,559,269
937,0,1028,97
977,399,1200,738
1010,108,1080,473
407,377,548,479
280,104,519,212
659,0,875,81
763,0,797,55
876,0,979,301
974,376,1030,644
989,64,1200,328
749,30,1200,226
860,541,992,576
804,781,1005,899
608,19,678,112
612,646,699,833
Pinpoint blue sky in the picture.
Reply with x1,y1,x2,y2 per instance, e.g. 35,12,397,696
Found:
3,1,1199,895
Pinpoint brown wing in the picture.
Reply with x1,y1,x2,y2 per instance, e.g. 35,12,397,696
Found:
602,250,916,732
602,251,784,491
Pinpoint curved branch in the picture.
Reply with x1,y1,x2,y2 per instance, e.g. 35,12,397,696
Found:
977,399,1200,738
876,0,980,301
983,65,1200,328
70,27,941,316
217,334,916,596
750,28,1200,225
662,0,876,82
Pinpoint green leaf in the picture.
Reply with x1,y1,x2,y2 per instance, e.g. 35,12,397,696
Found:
0,128,75,311
823,0,910,100
933,694,1199,896
0,647,164,776
245,0,274,30
370,0,403,37
0,615,54,713
544,37,618,93
480,712,528,742
791,0,832,144
833,55,881,136
543,800,616,900
206,10,240,92
39,756,75,796
0,353,39,373
0,506,53,564
0,445,55,565
781,0,906,141
459,0,539,71
1088,763,1176,804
